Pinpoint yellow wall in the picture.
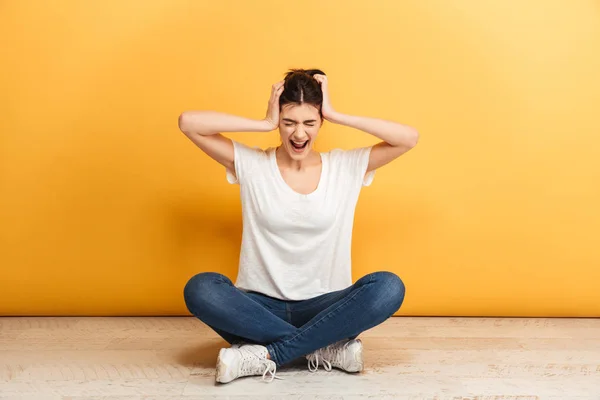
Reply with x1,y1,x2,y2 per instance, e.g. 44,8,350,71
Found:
1,0,599,316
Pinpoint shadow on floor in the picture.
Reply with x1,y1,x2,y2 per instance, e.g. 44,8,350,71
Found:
176,341,307,370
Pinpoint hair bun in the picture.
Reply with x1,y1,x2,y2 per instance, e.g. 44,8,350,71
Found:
279,68,326,118
304,69,326,77
284,68,326,82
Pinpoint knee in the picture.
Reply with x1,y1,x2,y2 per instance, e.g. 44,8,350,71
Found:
367,271,406,315
183,272,230,314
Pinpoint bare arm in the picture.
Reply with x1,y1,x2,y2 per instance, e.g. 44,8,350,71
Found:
178,111,274,136
327,112,419,172
177,81,284,171
313,74,419,173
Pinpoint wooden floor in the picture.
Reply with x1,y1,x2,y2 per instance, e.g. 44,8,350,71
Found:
0,317,599,399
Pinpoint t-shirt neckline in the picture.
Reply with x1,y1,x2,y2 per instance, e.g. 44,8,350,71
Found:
270,147,327,198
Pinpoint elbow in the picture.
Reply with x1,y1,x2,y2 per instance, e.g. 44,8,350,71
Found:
178,111,211,136
178,112,191,134
399,127,419,148
409,128,420,148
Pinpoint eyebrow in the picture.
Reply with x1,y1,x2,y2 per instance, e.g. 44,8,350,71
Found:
282,118,317,123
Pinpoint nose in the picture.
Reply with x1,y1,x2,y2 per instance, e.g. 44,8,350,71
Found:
292,129,308,140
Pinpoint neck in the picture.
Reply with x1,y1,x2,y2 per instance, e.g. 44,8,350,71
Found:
275,146,319,171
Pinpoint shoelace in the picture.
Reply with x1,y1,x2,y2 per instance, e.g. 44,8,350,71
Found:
307,341,349,372
307,351,332,372
238,347,283,382
260,360,282,382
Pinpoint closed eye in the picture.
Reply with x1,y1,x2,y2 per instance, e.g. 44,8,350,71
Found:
283,119,317,126
286,123,314,127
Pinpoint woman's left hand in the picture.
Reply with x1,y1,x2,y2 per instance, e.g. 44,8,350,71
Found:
313,74,337,122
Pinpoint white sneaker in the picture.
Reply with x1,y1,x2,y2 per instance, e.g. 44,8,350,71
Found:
216,344,281,383
306,339,364,373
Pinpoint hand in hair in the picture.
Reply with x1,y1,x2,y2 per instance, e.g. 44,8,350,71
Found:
264,80,285,130
313,74,337,122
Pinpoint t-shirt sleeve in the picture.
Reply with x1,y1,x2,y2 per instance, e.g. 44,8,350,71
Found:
225,140,264,185
334,146,376,188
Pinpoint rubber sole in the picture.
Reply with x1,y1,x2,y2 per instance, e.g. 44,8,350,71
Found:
215,348,230,383
352,339,364,372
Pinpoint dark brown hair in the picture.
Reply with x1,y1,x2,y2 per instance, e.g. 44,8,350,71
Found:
280,68,326,119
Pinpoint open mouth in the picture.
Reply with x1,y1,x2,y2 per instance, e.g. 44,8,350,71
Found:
290,140,309,152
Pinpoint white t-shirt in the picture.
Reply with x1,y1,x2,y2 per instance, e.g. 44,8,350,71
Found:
225,141,375,301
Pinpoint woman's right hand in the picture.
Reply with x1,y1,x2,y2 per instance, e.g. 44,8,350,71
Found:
264,80,285,130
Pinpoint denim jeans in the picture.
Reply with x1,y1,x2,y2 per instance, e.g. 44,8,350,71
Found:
183,271,405,367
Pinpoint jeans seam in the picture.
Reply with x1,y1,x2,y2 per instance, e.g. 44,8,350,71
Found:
286,303,292,324
274,273,374,350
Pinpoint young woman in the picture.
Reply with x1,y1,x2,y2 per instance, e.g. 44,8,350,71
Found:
179,69,419,383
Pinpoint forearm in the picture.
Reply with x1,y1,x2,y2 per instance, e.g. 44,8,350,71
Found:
178,110,273,136
328,111,419,148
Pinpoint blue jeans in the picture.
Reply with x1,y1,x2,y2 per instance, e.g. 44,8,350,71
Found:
183,271,405,367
